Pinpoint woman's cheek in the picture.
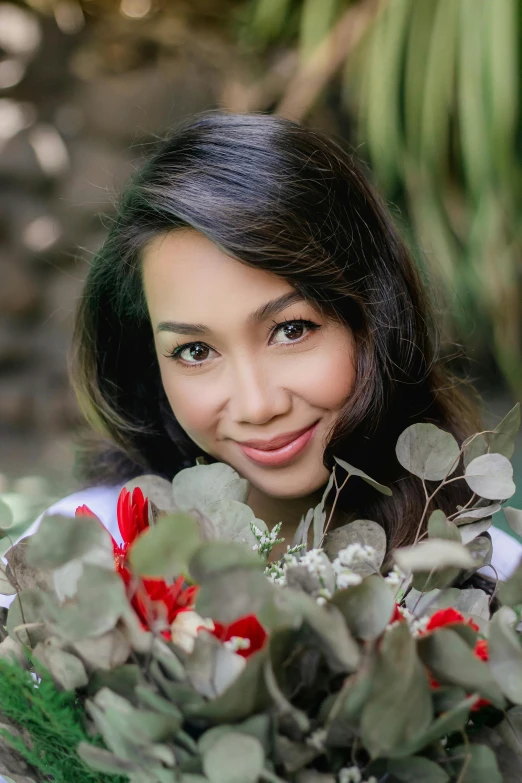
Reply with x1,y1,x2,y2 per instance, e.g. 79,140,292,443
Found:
161,370,220,447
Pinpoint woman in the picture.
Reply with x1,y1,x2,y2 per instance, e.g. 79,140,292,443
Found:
4,111,521,590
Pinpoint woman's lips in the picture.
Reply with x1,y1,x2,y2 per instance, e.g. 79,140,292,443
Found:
237,421,319,467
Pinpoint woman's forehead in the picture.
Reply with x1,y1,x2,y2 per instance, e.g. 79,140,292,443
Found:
142,229,298,322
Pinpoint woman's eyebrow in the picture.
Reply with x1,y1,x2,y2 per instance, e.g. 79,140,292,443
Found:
156,291,305,336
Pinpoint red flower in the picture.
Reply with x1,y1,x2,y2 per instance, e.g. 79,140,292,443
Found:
425,607,479,634
211,614,267,658
76,488,197,639
424,611,490,712
389,604,405,624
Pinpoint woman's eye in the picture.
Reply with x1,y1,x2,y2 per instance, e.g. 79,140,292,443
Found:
271,319,318,344
166,319,319,366
172,342,213,364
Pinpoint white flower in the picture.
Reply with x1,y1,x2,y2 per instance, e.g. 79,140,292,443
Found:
299,548,327,575
224,635,251,653
339,766,362,783
170,610,214,654
336,571,362,589
333,543,376,570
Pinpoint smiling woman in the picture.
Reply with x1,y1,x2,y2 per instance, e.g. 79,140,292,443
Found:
70,110,484,552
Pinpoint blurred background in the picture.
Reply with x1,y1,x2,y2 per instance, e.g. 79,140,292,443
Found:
0,0,521,540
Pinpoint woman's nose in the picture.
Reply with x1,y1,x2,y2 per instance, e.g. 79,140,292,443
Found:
226,358,291,425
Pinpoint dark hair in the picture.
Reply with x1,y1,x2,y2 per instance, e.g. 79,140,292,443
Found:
71,110,481,551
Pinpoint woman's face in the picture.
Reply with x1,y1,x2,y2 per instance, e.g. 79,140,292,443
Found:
142,229,356,500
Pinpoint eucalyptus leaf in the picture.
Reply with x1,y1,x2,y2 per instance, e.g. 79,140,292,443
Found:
33,641,88,690
488,607,522,704
387,756,449,782
125,474,176,514
360,623,433,757
394,540,475,573
463,434,488,468
388,695,477,757
26,512,113,570
312,470,335,547
172,463,249,513
498,558,522,606
334,457,392,495
77,743,134,773
465,453,516,500
188,648,269,722
487,403,521,459
447,743,502,783
189,540,262,582
73,626,131,670
417,627,505,708
129,512,201,579
6,588,48,647
0,561,17,596
395,423,460,481
503,507,522,538
0,498,14,530
204,499,267,546
404,587,461,616
202,732,264,783
453,502,501,525
293,507,314,548
185,634,246,698
323,519,386,574
45,565,128,641
459,535,493,582
427,510,461,542
331,574,395,640
195,568,273,625
459,518,494,545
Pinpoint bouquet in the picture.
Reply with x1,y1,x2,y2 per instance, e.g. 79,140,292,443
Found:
1,407,522,783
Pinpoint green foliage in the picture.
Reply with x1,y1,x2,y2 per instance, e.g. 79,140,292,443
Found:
0,656,126,783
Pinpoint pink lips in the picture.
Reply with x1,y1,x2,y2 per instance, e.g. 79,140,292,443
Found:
237,421,319,467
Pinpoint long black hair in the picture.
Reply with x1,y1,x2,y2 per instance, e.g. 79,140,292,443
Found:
71,111,480,550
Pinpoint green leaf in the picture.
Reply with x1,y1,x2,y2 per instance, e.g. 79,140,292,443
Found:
487,403,521,459
447,743,502,783
463,433,489,468
417,627,505,708
395,423,460,481
188,649,269,722
195,568,273,625
77,743,133,773
279,590,360,673
459,518,494,546
503,506,522,538
6,588,48,647
394,540,475,573
498,559,522,606
334,457,392,495
388,695,477,757
0,498,14,530
125,474,177,514
45,565,128,641
360,623,433,757
33,642,88,690
331,574,395,640
204,499,267,546
172,462,249,512
453,502,501,525
323,519,386,573
129,512,201,579
202,732,264,783
26,512,113,570
312,470,335,548
0,561,17,596
488,606,522,704
465,454,516,500
387,756,449,782
189,540,262,582
428,510,461,542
